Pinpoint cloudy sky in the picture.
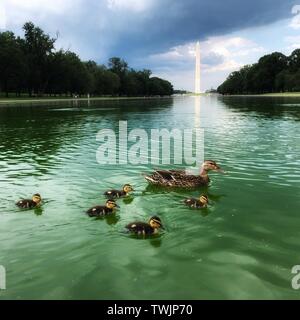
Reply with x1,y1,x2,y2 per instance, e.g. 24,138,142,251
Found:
0,0,299,91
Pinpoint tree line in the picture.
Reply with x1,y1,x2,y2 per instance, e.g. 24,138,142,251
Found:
217,50,300,94
0,22,173,97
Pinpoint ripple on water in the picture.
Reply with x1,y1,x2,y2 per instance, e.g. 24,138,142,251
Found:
0,96,300,299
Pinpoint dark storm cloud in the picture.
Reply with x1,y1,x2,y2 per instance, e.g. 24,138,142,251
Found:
109,0,295,62
3,0,296,64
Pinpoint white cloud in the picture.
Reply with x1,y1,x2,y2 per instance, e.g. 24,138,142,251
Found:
3,0,75,16
204,60,242,73
285,35,300,51
150,43,195,64
203,36,264,59
290,5,300,29
150,35,264,72
0,3,7,29
0,0,95,58
1,0,79,28
149,35,265,91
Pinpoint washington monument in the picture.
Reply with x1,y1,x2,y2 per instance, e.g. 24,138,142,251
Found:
195,41,201,94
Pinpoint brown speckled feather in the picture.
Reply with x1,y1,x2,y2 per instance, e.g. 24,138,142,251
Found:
126,222,156,235
86,206,114,217
16,199,38,209
184,198,206,208
144,169,210,188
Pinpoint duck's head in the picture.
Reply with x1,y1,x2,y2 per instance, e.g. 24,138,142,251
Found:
202,160,224,173
123,184,134,193
106,199,119,209
199,194,209,205
149,216,164,230
32,194,42,204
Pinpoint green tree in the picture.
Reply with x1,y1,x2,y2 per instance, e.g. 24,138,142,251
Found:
288,49,300,72
0,23,173,98
22,22,56,95
149,77,173,96
218,52,290,94
0,32,27,97
108,57,128,95
101,69,120,95
63,52,92,95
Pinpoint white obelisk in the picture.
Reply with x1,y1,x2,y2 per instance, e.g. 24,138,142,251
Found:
195,41,201,94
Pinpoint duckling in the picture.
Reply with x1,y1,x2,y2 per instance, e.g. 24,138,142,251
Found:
126,216,163,236
16,194,42,209
86,199,119,217
184,194,208,209
104,184,134,199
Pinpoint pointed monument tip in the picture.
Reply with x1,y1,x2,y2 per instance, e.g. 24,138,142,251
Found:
195,40,201,93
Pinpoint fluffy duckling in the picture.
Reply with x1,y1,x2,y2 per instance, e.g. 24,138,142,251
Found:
16,194,42,209
86,199,119,217
104,184,134,199
126,216,164,236
184,194,208,209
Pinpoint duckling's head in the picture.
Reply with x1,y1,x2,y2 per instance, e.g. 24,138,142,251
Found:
199,194,209,205
32,194,42,204
123,184,134,193
149,216,163,230
106,199,119,209
202,160,224,173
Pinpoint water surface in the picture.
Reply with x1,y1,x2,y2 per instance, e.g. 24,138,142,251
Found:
0,96,300,299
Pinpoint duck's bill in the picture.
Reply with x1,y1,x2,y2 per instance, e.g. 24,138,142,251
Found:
215,167,226,173
115,204,120,208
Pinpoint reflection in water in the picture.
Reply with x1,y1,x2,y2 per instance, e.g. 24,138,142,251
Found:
199,207,210,217
194,96,201,128
149,237,162,248
34,207,44,216
127,232,163,247
103,214,120,225
89,213,121,225
0,98,174,178
122,196,134,205
219,96,300,120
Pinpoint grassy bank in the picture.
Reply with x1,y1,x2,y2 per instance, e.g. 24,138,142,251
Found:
261,92,300,96
0,95,173,105
220,92,300,97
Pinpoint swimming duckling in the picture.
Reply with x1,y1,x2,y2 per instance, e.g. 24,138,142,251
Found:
16,194,42,209
126,216,163,236
104,184,134,199
86,199,119,217
184,194,208,209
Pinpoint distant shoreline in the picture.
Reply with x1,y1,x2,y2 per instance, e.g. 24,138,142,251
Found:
220,92,300,97
1,92,300,105
0,96,173,105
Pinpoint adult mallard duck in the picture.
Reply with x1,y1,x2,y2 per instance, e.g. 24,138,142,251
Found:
16,194,42,209
144,160,224,188
184,194,208,209
126,216,164,236
86,199,119,217
104,184,134,199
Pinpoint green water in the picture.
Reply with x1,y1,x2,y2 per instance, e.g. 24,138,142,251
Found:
0,96,300,300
